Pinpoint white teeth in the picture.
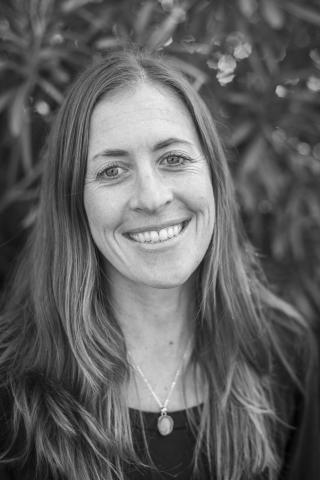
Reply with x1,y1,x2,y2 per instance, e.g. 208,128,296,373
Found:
159,229,168,241
128,222,185,243
172,225,180,236
150,231,159,242
167,227,174,238
144,231,151,242
136,233,145,243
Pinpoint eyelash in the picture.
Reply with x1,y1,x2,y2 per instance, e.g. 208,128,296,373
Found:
162,153,190,167
97,164,122,179
96,153,191,180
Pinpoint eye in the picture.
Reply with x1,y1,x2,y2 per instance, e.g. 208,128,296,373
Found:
97,163,125,180
161,154,189,167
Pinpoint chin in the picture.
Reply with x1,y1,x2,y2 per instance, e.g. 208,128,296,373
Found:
139,271,194,290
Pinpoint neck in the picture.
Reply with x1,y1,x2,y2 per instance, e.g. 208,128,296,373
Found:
105,270,204,411
107,272,196,358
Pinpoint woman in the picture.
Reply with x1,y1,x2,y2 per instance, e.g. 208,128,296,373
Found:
0,48,318,480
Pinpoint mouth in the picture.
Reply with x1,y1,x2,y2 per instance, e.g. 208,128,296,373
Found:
124,219,191,244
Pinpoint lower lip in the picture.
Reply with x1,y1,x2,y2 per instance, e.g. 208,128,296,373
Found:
124,220,191,249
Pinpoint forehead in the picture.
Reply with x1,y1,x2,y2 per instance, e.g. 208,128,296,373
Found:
87,81,201,156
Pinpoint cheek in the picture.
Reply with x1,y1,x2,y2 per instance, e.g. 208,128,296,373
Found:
84,189,118,236
182,175,215,219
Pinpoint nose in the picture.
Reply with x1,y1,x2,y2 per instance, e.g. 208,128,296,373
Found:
129,168,174,213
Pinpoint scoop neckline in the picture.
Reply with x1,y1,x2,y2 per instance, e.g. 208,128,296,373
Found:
129,403,203,415
129,404,203,431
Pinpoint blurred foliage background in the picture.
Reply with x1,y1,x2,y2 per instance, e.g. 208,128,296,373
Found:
0,0,319,333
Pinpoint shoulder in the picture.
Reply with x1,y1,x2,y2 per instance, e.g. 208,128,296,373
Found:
0,379,52,480
0,384,26,462
0,384,13,445
266,303,317,385
0,385,19,477
268,312,320,479
267,307,318,420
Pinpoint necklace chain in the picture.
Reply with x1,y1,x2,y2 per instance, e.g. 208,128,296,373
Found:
128,339,192,413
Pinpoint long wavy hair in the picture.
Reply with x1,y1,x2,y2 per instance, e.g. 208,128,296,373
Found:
0,48,313,480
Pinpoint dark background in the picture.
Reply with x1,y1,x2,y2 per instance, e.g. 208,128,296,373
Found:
0,0,319,336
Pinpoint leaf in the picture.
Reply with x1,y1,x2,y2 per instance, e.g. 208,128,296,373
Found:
282,2,320,27
22,207,37,228
0,59,25,74
0,90,15,114
289,215,306,260
241,135,266,175
303,276,320,311
305,192,320,220
216,71,235,86
61,0,97,13
95,36,122,50
261,0,285,29
0,163,41,212
9,86,28,137
217,55,237,74
20,110,33,172
238,0,257,18
134,1,155,39
165,55,208,90
223,92,253,106
147,6,186,50
228,121,255,147
37,78,64,104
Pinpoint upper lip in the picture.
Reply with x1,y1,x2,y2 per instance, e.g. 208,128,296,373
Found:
124,218,191,235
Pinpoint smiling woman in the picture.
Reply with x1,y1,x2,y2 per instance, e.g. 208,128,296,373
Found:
84,82,215,290
0,49,319,480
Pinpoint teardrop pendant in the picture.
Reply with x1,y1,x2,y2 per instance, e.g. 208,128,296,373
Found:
157,412,174,436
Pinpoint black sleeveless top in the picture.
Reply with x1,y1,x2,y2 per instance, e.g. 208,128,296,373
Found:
0,367,319,479
127,405,207,479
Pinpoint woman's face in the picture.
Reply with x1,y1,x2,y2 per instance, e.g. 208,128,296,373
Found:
84,81,215,289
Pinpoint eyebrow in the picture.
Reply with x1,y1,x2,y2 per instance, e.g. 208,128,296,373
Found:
91,137,193,161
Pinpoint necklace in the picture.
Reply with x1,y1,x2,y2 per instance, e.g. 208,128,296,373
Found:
128,340,191,436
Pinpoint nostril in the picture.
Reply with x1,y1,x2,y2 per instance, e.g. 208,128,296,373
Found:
130,180,174,212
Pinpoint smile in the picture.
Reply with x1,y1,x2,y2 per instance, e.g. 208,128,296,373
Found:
126,221,189,244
